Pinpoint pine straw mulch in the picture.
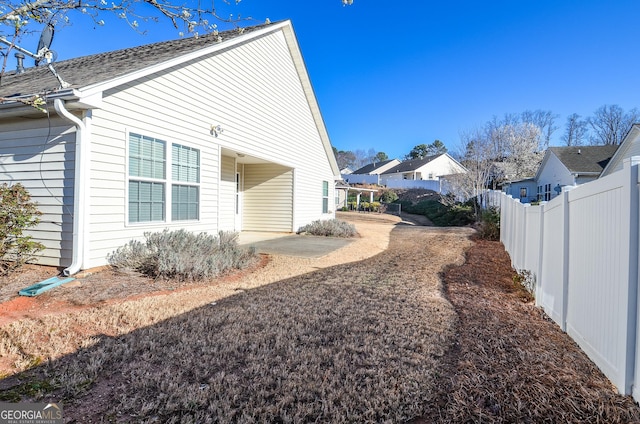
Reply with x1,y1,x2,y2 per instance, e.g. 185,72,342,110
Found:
421,236,640,423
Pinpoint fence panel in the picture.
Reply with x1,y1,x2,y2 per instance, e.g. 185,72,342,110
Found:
497,158,640,396
565,167,637,394
383,179,441,191
538,194,568,328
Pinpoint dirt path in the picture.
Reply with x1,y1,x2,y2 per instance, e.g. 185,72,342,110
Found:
1,214,639,422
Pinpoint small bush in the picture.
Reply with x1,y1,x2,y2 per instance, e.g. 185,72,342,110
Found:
378,190,398,203
477,207,500,240
403,199,474,226
297,219,357,238
0,183,45,275
107,229,257,281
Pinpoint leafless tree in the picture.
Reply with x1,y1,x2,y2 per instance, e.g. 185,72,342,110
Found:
588,104,639,145
561,113,588,146
520,109,559,150
449,128,498,214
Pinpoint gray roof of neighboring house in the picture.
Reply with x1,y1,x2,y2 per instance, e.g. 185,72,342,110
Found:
352,159,397,174
382,154,442,174
550,145,619,174
0,22,273,98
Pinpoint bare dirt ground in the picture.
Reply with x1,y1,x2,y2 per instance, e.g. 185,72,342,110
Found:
1,212,640,422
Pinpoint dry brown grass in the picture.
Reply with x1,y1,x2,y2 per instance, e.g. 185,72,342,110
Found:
1,216,472,422
2,213,640,422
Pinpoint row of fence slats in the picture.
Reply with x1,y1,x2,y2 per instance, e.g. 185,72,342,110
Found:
493,157,640,397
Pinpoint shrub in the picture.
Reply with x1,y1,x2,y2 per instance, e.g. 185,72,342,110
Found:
0,183,45,275
477,207,500,240
297,219,357,238
107,229,257,281
403,199,474,227
378,190,398,203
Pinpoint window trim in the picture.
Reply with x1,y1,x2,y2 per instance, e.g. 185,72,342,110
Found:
322,180,329,214
126,130,201,225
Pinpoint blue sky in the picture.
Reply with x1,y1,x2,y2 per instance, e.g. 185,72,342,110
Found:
18,0,640,160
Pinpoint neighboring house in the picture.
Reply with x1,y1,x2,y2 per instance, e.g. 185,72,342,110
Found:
535,145,618,201
381,153,466,183
340,167,354,175
342,159,401,185
502,178,538,203
601,123,640,177
0,20,340,273
351,159,401,175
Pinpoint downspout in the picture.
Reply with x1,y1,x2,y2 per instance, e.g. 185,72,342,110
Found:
54,99,90,276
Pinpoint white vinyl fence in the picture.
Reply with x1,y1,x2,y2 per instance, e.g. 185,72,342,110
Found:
382,178,442,192
497,157,640,399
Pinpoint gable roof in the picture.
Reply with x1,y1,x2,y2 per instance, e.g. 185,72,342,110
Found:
0,20,340,176
352,159,398,174
549,145,618,174
382,154,444,174
0,22,273,98
601,123,640,177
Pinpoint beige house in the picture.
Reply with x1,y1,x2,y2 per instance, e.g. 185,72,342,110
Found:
0,21,339,274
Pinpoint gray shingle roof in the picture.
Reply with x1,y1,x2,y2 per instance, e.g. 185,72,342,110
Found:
352,159,396,174
550,145,619,174
0,22,273,98
382,154,442,174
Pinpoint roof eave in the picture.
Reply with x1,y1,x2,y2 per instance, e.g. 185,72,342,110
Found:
0,89,102,118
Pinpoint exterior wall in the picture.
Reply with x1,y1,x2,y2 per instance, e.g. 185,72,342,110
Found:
0,116,76,267
503,180,537,203
219,155,236,231
382,155,465,182
0,27,336,269
603,130,640,176
535,153,574,200
243,163,293,232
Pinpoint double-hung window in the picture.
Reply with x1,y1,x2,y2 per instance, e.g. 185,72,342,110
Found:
322,181,329,214
128,133,200,224
129,133,166,223
171,143,200,221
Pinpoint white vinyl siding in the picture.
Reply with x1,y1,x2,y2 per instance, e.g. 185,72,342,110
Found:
243,164,293,232
1,24,336,268
0,118,76,267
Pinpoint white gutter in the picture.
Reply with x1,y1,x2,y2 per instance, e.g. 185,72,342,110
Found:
54,99,91,276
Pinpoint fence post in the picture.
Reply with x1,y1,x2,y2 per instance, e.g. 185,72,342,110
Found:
536,201,547,303
560,188,572,332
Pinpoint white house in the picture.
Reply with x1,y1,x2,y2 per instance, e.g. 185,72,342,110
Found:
351,159,401,175
535,145,618,201
601,123,640,177
381,153,466,185
0,21,340,274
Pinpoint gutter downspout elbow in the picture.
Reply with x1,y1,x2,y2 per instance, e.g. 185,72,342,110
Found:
54,99,89,276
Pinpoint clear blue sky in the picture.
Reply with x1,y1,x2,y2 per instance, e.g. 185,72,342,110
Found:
18,0,640,160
